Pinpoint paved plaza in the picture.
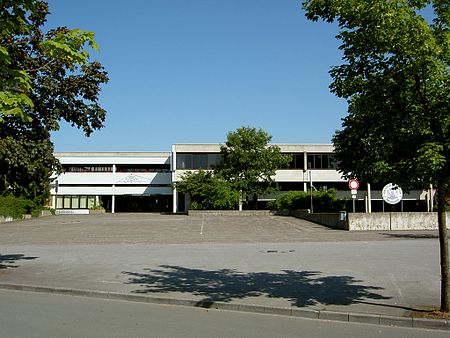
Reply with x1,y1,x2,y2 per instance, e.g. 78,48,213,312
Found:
0,214,447,329
0,213,440,245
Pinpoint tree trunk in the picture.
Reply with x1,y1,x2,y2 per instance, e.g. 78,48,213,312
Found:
437,181,449,312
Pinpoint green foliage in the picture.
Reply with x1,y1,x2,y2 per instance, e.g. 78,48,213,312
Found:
0,1,108,203
0,1,103,123
0,195,41,219
176,170,239,210
302,0,449,192
176,127,291,210
217,127,291,207
303,0,450,311
268,189,346,212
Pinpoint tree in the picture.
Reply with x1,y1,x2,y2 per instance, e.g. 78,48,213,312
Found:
176,170,239,210
1,0,103,123
217,127,291,209
0,1,108,202
302,0,449,311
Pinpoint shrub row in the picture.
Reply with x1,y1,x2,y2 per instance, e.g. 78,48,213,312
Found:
268,189,347,213
0,196,42,219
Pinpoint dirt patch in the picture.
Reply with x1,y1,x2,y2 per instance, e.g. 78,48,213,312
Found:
410,308,450,320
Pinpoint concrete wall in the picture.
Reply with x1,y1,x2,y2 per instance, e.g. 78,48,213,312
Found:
347,213,391,231
290,211,450,231
302,213,347,230
347,212,450,231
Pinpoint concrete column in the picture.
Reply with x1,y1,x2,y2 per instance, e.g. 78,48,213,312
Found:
303,170,307,192
112,164,116,173
112,184,115,213
173,188,177,213
51,195,56,209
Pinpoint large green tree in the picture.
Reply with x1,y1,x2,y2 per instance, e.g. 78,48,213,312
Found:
302,0,449,311
217,127,291,209
0,1,108,203
176,170,239,210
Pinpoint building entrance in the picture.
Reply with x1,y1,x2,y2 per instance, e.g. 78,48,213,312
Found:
115,195,172,212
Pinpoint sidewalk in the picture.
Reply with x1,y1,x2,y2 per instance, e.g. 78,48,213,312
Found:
0,214,448,330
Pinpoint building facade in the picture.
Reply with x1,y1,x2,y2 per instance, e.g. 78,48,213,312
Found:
50,144,431,214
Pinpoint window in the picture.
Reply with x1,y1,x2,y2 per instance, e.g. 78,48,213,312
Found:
307,153,336,169
56,195,98,209
176,153,223,170
281,153,305,169
116,164,169,172
63,165,112,172
79,196,87,209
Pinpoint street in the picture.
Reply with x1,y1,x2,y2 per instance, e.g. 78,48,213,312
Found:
0,289,446,338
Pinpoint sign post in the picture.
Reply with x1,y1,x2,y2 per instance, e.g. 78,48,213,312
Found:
348,179,359,213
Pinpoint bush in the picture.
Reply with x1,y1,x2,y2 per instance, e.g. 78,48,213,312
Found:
268,189,347,213
0,196,41,219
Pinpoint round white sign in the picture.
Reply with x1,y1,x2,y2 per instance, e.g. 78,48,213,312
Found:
382,183,403,205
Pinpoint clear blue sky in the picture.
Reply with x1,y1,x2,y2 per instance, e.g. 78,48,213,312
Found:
46,0,347,151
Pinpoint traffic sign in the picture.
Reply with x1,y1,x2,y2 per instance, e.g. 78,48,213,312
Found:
382,183,403,204
348,179,359,190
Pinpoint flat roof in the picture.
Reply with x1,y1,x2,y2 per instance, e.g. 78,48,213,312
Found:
55,152,170,157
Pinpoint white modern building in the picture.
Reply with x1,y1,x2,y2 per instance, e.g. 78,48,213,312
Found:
50,144,430,214
52,152,172,213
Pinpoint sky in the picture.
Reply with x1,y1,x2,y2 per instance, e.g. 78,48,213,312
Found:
45,0,347,151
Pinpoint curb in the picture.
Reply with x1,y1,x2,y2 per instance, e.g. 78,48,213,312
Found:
0,283,448,331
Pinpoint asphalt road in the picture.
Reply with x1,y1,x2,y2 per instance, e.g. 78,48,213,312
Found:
0,289,446,338
0,213,447,329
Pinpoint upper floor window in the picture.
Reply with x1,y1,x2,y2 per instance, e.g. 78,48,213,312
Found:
116,164,170,173
307,153,336,169
63,165,112,172
176,153,223,170
279,153,304,169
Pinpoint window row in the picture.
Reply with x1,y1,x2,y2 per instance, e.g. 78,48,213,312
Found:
62,164,170,173
307,154,336,169
176,153,223,170
56,195,99,209
62,153,337,172
116,164,170,172
63,165,112,172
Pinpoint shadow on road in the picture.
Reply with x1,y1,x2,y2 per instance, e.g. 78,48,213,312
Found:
0,254,38,269
123,265,390,308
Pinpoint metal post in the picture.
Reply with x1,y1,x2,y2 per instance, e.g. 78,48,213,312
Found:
430,184,434,212
367,183,372,213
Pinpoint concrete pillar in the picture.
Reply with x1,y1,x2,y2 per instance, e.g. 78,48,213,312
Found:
112,184,115,213
51,195,56,209
173,188,178,213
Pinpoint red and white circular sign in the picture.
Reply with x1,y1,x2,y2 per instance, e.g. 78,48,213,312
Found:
348,179,359,190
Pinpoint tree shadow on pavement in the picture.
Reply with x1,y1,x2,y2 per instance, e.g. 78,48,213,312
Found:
0,254,38,269
122,265,390,308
